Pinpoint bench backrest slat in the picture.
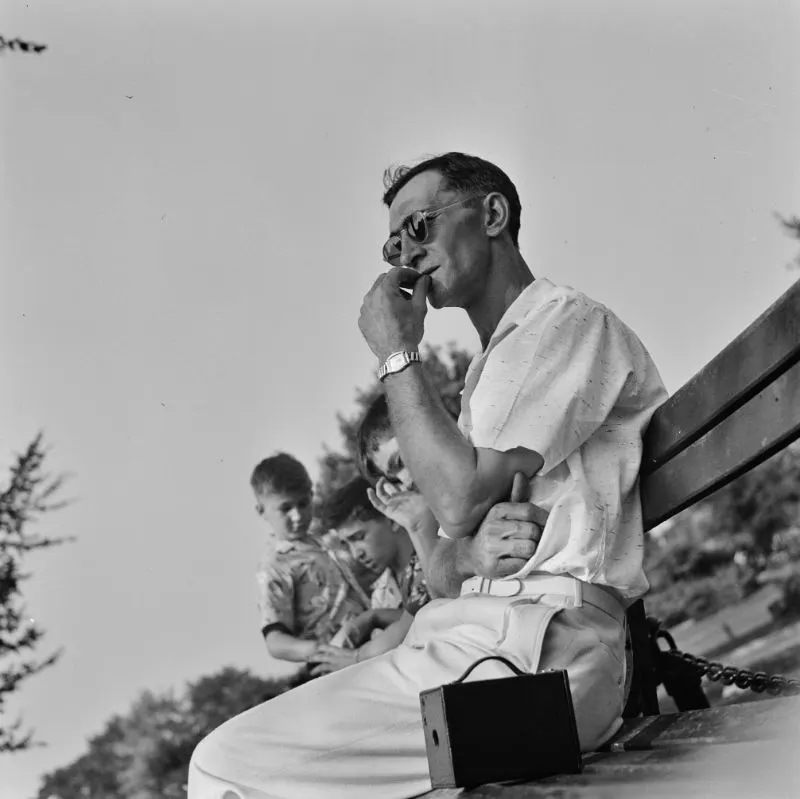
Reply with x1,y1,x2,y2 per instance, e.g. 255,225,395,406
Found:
642,279,800,473
639,278,800,531
641,360,800,530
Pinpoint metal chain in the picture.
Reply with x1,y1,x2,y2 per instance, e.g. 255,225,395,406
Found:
652,623,800,697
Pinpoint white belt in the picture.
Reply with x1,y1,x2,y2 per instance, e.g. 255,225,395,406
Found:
459,573,626,624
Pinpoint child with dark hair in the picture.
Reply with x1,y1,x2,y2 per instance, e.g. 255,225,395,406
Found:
357,393,442,579
309,477,430,675
251,453,370,673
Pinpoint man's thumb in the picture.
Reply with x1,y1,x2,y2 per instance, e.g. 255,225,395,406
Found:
510,471,529,502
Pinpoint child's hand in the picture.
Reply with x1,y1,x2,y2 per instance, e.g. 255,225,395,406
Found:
368,478,431,533
338,610,378,647
308,644,359,676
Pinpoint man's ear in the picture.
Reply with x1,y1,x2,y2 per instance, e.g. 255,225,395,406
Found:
483,192,510,240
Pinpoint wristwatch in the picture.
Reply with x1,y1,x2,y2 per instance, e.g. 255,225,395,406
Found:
377,350,421,381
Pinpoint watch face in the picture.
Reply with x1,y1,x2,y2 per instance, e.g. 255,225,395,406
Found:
379,351,418,381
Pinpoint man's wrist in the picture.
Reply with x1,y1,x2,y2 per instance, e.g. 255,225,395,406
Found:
377,350,421,381
456,536,478,580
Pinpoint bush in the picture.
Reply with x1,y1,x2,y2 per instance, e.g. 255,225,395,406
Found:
645,565,745,627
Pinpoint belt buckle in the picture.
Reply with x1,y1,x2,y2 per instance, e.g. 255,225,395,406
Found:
489,578,523,597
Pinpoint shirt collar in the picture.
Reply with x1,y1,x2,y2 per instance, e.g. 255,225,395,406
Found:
490,277,554,344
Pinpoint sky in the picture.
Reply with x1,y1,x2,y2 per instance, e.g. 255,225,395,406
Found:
1,0,799,796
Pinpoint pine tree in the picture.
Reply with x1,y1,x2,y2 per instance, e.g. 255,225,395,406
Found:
0,434,71,752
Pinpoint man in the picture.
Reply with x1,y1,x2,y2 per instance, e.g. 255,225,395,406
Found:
189,152,666,799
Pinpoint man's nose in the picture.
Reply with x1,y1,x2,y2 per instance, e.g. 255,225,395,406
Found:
399,230,425,268
287,507,301,525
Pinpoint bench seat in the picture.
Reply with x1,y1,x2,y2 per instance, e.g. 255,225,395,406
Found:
423,696,800,797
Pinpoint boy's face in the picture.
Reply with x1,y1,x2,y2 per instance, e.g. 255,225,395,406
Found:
255,487,312,541
336,515,397,575
370,434,414,491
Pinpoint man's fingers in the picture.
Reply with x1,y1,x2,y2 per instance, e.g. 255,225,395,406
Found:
509,472,528,502
491,502,549,528
507,521,542,544
486,558,528,578
507,538,537,559
411,274,430,313
386,266,421,288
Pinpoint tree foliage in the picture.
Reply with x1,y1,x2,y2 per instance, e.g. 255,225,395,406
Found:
37,667,289,799
776,212,800,269
709,446,800,555
645,444,800,626
313,342,473,508
0,35,47,54
1,434,71,753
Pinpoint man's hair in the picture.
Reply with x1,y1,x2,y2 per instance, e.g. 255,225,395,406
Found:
250,452,312,498
382,152,521,248
355,391,460,485
321,477,382,531
356,393,393,486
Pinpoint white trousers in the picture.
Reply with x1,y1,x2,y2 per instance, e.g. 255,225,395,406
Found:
188,592,626,799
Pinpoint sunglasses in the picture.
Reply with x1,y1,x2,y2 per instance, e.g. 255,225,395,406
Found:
381,195,485,266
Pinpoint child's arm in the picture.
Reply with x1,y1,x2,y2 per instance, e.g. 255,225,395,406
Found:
356,610,413,659
309,611,413,676
264,628,319,662
257,557,313,662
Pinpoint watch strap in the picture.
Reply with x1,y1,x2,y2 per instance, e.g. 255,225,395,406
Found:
377,350,421,381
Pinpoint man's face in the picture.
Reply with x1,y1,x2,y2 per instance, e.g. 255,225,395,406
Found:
255,487,312,541
370,434,414,491
336,515,397,575
387,170,489,309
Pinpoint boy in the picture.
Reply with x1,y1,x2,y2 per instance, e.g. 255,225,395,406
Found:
309,476,431,675
251,453,370,669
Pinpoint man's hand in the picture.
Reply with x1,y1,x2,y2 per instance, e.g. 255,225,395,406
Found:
467,472,548,578
368,478,434,534
308,644,358,676
358,268,431,360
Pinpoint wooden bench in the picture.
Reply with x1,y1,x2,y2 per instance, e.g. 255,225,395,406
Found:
428,277,800,796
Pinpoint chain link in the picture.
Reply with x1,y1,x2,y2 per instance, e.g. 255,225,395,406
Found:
652,624,800,697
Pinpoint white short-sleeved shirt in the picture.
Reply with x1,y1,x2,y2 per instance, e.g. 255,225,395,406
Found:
455,277,667,600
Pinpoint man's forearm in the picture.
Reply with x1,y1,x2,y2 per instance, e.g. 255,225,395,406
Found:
425,538,477,598
383,365,488,534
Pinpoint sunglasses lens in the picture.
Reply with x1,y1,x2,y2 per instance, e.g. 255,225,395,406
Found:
407,212,428,242
382,236,402,265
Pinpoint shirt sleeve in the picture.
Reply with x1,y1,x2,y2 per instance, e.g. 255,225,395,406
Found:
467,294,638,473
256,556,296,636
400,554,431,616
